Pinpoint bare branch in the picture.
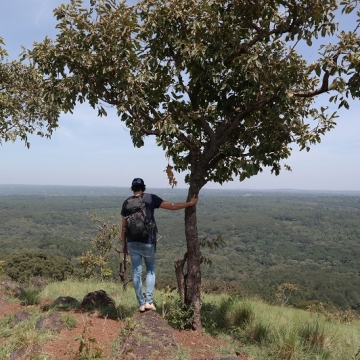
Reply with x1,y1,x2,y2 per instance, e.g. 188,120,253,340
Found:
294,71,330,98
294,54,338,98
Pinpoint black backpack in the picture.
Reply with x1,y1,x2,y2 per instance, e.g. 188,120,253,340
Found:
124,194,152,240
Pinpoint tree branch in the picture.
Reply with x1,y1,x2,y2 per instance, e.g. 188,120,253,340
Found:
174,252,188,303
216,93,278,146
224,1,304,66
294,71,330,98
197,93,278,169
294,54,339,98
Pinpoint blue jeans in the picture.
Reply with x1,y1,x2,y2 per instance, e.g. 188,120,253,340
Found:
127,242,156,306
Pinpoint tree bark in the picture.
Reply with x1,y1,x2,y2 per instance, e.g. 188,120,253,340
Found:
174,253,187,303
184,199,202,330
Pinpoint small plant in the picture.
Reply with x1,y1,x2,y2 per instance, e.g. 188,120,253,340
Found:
160,285,177,318
164,299,194,330
113,318,136,358
276,283,298,306
14,329,42,355
18,288,40,305
77,214,121,281
0,314,13,333
70,319,104,359
61,314,77,330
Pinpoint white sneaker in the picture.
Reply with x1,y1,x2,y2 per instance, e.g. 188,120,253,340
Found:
144,303,156,311
139,305,145,312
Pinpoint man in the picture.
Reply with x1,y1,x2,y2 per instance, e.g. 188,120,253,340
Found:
121,178,199,313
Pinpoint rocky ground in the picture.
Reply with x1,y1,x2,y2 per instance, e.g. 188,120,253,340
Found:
0,290,250,360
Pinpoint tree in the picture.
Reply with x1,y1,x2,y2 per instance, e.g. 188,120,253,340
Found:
3,252,74,282
78,214,121,281
276,282,299,306
27,0,360,329
0,37,60,147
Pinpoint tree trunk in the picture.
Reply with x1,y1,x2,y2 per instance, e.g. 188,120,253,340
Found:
174,171,205,330
174,253,187,303
184,199,202,330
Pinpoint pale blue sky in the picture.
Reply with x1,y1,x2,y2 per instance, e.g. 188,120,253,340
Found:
0,0,359,190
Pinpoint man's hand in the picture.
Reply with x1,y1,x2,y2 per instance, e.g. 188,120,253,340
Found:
189,194,199,206
160,194,199,210
122,242,128,255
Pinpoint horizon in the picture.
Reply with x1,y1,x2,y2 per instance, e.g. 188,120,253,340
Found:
1,183,359,193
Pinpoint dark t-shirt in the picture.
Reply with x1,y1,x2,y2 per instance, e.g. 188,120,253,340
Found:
121,193,163,244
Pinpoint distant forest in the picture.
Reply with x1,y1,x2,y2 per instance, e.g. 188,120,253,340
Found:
1,185,360,312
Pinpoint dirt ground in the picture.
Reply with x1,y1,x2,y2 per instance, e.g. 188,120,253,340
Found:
0,295,250,360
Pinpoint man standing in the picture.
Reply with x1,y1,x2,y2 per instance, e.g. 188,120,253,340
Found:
121,178,199,312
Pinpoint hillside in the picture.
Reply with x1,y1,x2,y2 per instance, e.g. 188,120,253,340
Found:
1,185,360,311
1,278,360,359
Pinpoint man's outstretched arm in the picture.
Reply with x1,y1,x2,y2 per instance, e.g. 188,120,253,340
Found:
160,194,198,210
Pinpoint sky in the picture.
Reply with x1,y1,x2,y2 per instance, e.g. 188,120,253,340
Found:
0,0,359,191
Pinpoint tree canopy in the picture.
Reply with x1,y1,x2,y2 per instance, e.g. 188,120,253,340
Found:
28,0,360,184
26,0,360,329
0,38,60,147
3,252,74,283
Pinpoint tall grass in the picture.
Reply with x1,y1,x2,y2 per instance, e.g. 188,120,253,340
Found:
201,295,360,360
39,278,139,318
39,279,128,303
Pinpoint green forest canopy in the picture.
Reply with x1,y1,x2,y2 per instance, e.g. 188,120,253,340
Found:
1,186,360,311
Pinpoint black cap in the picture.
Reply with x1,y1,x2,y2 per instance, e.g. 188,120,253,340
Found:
132,178,145,186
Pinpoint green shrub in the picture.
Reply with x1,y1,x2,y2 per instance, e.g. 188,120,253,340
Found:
211,297,234,331
18,288,41,305
246,321,271,344
164,299,193,330
270,332,302,360
230,302,255,329
3,252,74,283
200,301,219,332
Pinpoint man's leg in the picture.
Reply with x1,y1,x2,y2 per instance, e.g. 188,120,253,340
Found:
127,242,145,308
143,243,156,307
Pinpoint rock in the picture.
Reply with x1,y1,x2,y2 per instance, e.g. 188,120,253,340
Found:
117,310,178,359
81,290,116,309
52,296,79,309
10,346,27,360
35,312,64,332
1,281,23,297
10,345,41,360
9,311,31,328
